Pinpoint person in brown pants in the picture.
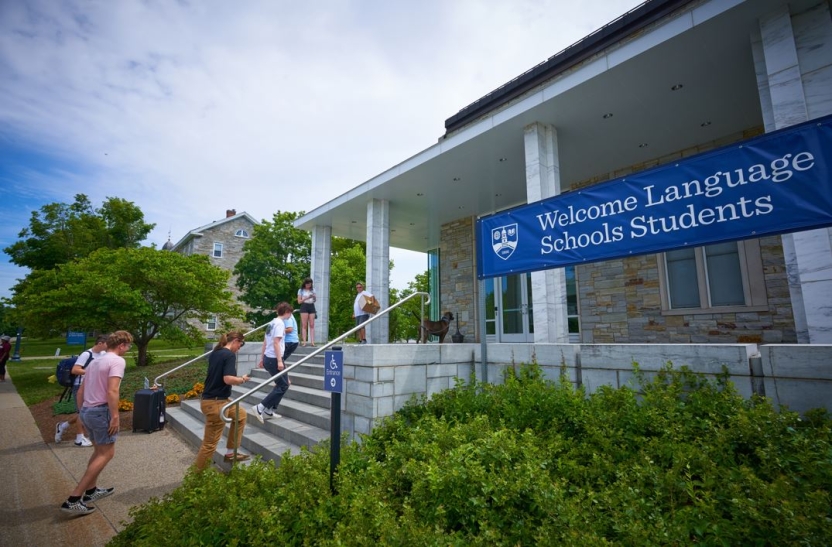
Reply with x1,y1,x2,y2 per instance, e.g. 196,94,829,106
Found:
195,332,250,471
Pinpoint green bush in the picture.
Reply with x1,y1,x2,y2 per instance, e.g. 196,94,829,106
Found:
111,364,832,546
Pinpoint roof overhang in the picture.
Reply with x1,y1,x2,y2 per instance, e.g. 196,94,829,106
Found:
295,0,784,252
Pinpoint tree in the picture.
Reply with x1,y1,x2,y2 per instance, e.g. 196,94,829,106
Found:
234,211,312,325
390,270,430,342
4,194,155,271
10,247,242,366
328,242,367,339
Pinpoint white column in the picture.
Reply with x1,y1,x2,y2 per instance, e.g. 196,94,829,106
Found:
366,199,390,343
311,225,331,343
757,3,832,343
525,122,569,343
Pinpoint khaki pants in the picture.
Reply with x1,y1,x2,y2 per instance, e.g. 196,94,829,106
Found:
195,398,247,471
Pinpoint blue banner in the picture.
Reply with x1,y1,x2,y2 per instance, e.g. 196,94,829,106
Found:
478,115,832,279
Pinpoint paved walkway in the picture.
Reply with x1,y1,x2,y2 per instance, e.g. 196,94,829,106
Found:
0,372,198,546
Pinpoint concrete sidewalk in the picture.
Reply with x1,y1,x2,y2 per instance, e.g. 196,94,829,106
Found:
0,373,198,546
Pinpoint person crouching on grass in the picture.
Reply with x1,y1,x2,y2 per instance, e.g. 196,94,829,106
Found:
194,331,250,471
60,330,133,515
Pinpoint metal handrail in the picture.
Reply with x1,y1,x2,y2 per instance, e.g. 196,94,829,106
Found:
220,291,430,423
153,321,271,387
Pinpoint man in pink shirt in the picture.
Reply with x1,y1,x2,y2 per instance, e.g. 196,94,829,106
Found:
60,330,133,516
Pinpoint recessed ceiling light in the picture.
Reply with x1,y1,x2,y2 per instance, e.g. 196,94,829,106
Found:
700,121,712,127
602,113,613,119
495,193,502,197
416,192,424,196
638,143,648,148
458,206,465,210
350,220,357,223
453,177,461,181
498,157,508,162
671,84,683,91
409,222,415,226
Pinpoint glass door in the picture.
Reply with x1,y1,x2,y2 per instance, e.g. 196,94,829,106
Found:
497,273,534,342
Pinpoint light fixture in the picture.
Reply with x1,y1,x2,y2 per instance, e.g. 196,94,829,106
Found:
453,177,461,181
602,113,613,119
409,222,415,226
416,192,424,196
638,143,648,148
350,220,357,223
498,157,508,162
700,121,712,127
495,193,502,197
671,84,683,91
458,206,465,210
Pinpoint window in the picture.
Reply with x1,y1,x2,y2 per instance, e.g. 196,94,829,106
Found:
235,229,249,238
565,265,580,335
212,242,223,258
658,239,768,314
206,315,217,331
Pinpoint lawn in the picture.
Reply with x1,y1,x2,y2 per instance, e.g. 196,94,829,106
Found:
7,338,209,407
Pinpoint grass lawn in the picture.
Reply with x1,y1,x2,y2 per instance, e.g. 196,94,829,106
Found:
7,347,208,407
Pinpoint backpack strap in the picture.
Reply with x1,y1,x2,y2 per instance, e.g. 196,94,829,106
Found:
81,350,95,369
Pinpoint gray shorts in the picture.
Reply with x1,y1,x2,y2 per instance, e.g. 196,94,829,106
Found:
80,405,118,445
355,314,369,326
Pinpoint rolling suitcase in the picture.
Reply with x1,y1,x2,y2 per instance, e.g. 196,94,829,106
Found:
133,388,166,433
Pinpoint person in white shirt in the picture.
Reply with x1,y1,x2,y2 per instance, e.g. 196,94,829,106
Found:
352,282,374,344
252,302,294,422
55,334,109,447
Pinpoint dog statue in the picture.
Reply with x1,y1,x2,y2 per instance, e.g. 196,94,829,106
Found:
411,311,455,343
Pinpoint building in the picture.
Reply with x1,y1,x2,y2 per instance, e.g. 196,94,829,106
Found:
168,209,258,334
296,0,832,348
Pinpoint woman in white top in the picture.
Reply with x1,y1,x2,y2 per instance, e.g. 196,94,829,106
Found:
297,277,316,347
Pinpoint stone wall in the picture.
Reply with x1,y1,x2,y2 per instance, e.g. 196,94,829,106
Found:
337,343,832,440
439,216,478,342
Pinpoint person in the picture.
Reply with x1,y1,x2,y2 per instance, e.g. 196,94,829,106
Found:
60,330,133,516
0,334,11,382
55,334,109,447
297,277,317,347
283,308,300,364
352,281,374,344
251,302,293,422
195,331,250,472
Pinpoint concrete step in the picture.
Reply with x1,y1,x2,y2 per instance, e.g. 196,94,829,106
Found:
167,403,304,468
165,346,334,469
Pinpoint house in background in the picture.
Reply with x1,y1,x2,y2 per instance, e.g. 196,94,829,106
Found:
166,209,259,336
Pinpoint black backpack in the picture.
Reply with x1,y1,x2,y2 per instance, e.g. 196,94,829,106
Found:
56,351,95,387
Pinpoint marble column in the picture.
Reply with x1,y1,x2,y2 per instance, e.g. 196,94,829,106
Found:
524,122,570,343
754,2,832,343
311,225,331,343
366,199,390,343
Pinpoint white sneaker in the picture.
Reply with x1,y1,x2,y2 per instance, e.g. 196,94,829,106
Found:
251,404,265,424
74,436,93,447
55,422,65,443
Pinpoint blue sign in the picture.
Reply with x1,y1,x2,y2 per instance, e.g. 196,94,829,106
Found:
324,350,343,393
66,331,86,346
478,115,832,279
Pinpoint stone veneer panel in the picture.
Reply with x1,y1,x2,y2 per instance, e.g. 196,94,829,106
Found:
439,216,478,341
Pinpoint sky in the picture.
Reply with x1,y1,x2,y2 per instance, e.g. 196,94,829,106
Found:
0,0,643,300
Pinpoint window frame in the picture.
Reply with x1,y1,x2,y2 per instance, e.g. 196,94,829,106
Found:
212,242,223,258
234,229,249,238
206,315,217,331
657,239,769,315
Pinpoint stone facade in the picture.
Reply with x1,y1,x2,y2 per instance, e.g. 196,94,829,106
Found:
439,216,478,342
171,211,258,336
436,129,798,344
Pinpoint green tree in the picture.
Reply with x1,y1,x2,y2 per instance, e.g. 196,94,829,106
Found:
328,242,366,339
10,247,242,366
234,211,311,325
0,302,16,336
4,194,155,270
390,270,430,342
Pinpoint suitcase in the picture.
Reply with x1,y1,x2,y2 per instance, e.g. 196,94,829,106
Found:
133,388,166,433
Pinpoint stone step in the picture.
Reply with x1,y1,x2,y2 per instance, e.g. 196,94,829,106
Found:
250,368,324,390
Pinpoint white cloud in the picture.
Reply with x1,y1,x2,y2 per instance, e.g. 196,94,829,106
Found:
0,0,642,298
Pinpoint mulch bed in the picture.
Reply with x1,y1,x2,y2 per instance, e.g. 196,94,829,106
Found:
30,396,134,444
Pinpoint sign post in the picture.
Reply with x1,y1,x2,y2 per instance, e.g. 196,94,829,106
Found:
324,347,343,494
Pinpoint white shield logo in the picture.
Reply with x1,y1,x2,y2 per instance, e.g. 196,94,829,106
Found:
492,224,518,260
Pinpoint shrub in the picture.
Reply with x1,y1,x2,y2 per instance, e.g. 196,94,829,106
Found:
111,363,832,546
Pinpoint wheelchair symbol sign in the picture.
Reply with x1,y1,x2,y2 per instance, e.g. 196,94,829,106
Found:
324,350,343,393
